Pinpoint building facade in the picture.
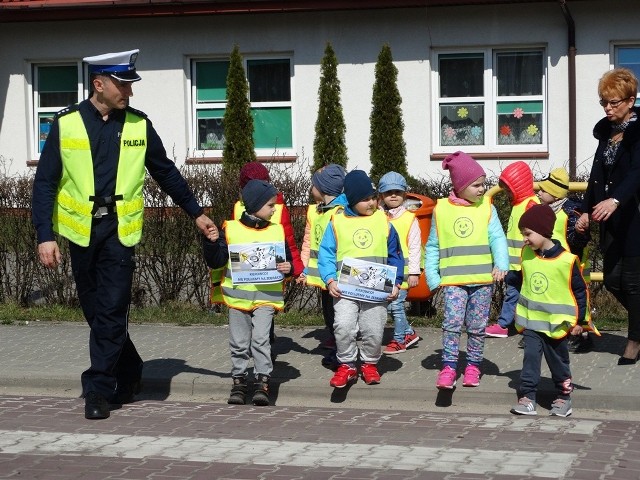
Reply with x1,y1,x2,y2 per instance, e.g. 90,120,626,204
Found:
0,0,638,181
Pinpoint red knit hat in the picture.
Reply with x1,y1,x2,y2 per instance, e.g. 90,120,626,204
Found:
239,162,270,188
518,203,556,239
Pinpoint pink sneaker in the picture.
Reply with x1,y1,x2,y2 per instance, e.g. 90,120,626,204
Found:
485,324,509,338
436,366,457,390
383,340,407,355
462,365,481,387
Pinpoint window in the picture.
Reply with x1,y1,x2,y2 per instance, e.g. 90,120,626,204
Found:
191,57,293,156
433,48,546,153
615,46,640,105
32,64,83,155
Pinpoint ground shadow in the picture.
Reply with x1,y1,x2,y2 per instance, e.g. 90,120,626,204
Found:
139,358,226,401
270,359,301,406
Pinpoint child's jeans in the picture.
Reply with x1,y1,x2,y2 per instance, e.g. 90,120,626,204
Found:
497,270,520,328
388,288,412,342
229,306,274,378
442,284,492,369
334,297,386,365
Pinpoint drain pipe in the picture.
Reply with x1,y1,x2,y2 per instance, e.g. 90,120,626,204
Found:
559,0,577,179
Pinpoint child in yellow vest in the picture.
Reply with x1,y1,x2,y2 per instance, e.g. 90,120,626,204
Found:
202,180,293,406
485,161,540,338
425,151,509,389
318,170,404,388
537,167,594,353
510,204,588,417
297,164,348,365
378,171,422,354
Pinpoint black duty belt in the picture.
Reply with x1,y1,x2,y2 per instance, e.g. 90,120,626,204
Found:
89,195,123,218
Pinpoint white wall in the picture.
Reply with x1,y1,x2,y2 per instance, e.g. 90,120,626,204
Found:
0,0,639,183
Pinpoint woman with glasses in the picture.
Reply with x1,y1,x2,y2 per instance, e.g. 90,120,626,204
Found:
576,67,640,365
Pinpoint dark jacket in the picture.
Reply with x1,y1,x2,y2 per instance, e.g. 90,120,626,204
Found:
513,240,588,325
203,212,293,275
582,107,640,256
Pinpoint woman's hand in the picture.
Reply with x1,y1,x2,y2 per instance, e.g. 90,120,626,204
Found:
575,212,590,233
590,198,619,223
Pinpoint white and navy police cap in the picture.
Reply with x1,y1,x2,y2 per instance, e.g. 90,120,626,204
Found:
83,49,141,82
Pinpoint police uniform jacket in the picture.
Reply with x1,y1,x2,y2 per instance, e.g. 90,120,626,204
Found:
32,99,203,244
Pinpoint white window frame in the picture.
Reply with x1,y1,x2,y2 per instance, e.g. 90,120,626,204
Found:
431,46,547,155
189,54,295,158
612,43,640,106
29,61,84,159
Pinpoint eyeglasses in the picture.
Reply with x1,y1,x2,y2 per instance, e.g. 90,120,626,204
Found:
599,97,630,108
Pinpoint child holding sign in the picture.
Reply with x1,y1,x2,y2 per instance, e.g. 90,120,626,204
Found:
202,179,292,406
318,170,404,388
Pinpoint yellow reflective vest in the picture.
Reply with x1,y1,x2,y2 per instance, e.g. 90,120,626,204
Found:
306,203,344,289
388,209,419,290
506,195,540,270
219,220,286,311
435,197,493,286
515,246,580,339
332,209,389,270
54,109,146,247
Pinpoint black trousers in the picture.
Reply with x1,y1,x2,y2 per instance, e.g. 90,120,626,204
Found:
603,251,640,342
519,329,572,402
69,215,143,401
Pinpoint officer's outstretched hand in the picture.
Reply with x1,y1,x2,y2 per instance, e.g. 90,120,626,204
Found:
38,241,62,269
196,214,219,242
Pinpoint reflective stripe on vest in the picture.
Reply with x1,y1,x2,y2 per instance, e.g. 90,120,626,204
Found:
233,200,283,224
332,210,389,272
307,204,344,289
220,220,286,311
435,197,493,286
506,196,540,270
388,210,417,290
55,110,146,247
515,247,578,339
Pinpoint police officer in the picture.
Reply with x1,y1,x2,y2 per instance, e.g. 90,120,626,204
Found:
32,49,219,420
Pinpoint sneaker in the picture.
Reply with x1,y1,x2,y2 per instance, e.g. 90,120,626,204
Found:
550,398,572,417
462,365,481,387
511,397,537,415
485,324,509,338
436,366,457,390
404,331,420,348
329,364,357,388
321,351,338,369
360,363,381,385
383,340,407,355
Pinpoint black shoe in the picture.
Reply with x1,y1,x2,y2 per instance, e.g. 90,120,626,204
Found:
517,337,525,349
574,334,594,354
252,375,270,406
227,376,249,405
113,379,142,404
617,352,640,365
85,391,110,420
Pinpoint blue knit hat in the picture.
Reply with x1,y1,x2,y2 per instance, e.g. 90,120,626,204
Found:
343,170,376,207
312,164,346,196
242,180,277,215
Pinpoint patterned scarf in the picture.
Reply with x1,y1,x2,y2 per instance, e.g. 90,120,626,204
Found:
604,112,637,166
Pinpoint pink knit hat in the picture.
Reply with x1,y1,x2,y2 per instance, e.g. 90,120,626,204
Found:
442,151,486,193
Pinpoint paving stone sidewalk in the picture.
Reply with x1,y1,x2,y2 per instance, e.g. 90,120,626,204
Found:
1,323,637,413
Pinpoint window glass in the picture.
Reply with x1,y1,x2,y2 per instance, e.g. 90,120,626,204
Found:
496,51,543,96
192,57,292,154
440,103,484,146
439,53,484,98
37,65,77,108
496,101,543,145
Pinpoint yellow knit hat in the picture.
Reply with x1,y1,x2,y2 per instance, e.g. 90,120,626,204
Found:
539,167,570,199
